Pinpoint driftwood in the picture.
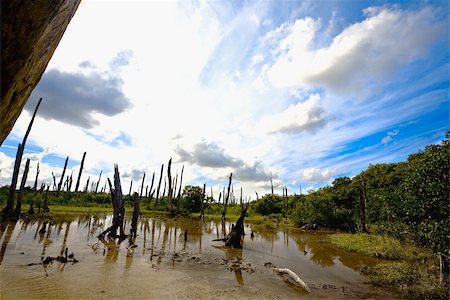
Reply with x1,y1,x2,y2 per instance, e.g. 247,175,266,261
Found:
273,268,311,292
98,165,127,241
74,152,86,192
214,205,247,248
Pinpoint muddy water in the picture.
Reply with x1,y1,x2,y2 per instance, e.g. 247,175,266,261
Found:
0,214,394,299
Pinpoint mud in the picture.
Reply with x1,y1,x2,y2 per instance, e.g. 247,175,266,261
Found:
0,214,396,299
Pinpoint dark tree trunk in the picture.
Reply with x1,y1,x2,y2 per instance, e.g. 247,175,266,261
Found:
222,173,232,221
33,162,40,192
74,152,86,192
177,165,184,214
270,177,274,195
167,158,174,214
98,165,126,241
359,175,367,232
3,98,41,217
215,205,248,249
139,172,145,198
57,156,69,193
200,183,205,219
154,164,164,208
128,180,133,196
52,172,57,191
218,192,222,204
130,192,141,238
94,170,102,193
12,158,30,218
84,176,90,193
43,186,50,212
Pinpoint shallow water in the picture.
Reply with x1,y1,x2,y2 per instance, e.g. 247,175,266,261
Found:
0,214,394,299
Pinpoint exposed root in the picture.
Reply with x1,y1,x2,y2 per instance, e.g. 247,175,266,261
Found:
273,267,311,293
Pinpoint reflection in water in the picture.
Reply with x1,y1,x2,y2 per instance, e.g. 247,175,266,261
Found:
0,214,392,300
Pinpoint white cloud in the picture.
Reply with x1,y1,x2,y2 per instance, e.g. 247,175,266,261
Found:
299,167,337,183
381,129,399,144
260,93,328,134
265,6,445,95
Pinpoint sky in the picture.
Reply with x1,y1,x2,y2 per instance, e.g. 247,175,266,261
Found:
0,0,448,199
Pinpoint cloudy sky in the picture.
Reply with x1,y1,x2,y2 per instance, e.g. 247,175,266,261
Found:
0,0,448,199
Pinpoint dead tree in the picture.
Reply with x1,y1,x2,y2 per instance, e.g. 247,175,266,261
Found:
146,172,155,209
255,191,259,200
43,186,50,213
166,158,174,214
98,164,127,241
200,183,206,219
222,173,232,221
57,156,69,192
214,205,248,248
51,172,57,191
139,172,145,198
176,165,184,214
33,162,40,192
84,176,90,193
130,193,141,238
218,192,222,204
154,164,164,208
240,186,243,208
74,152,86,192
3,98,42,217
270,177,274,195
12,159,30,219
68,171,73,191
94,170,102,193
359,175,367,232
128,180,133,196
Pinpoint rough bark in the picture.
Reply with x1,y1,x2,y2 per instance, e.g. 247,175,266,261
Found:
74,152,86,192
1,1,81,144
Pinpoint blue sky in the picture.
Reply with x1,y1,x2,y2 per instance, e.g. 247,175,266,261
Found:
0,0,448,198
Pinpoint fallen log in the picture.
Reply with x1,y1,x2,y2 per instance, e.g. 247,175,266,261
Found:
273,267,311,293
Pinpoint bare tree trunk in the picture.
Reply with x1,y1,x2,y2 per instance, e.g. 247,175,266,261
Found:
240,186,243,208
147,172,155,209
270,177,274,196
52,172,57,191
176,165,184,214
3,98,42,217
222,173,232,221
218,192,222,204
98,165,126,241
139,172,145,198
84,176,90,193
57,156,69,193
255,191,259,200
200,183,205,219
43,186,50,212
33,162,40,192
167,158,174,214
214,205,248,248
74,152,86,192
173,172,178,198
130,193,141,238
94,170,102,193
359,175,367,232
68,171,73,192
154,164,164,208
128,180,133,196
12,158,30,218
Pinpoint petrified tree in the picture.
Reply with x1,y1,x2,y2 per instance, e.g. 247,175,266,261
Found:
98,164,126,241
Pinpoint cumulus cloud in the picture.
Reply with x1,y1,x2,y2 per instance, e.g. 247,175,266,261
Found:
264,6,445,95
261,93,328,134
26,64,131,128
381,129,399,144
175,141,272,182
299,167,336,183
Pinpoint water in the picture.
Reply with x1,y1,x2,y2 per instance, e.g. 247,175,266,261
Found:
0,214,394,299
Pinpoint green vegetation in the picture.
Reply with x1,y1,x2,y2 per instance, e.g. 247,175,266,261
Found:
330,233,448,299
0,134,448,299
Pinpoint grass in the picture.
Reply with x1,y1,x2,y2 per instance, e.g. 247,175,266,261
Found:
330,233,449,299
